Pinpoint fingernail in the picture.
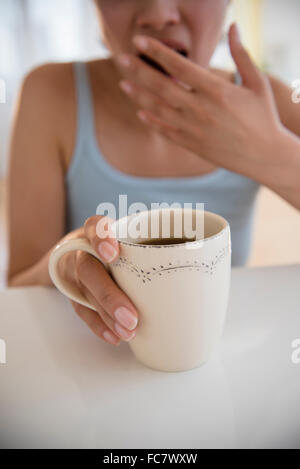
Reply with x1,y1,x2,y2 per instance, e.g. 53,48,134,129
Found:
116,54,131,67
114,322,136,341
98,241,118,262
114,306,138,330
137,110,149,123
119,80,133,94
133,36,148,50
103,330,120,345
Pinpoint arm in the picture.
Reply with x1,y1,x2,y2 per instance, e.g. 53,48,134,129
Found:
5,63,140,346
7,227,85,287
115,26,300,210
6,63,69,286
261,74,300,210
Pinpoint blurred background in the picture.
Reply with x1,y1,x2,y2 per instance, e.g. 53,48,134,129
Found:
0,0,300,288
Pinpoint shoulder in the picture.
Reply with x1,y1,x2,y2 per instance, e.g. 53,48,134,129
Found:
20,59,107,112
16,61,76,135
19,62,75,118
21,62,74,100
264,72,300,136
20,62,82,163
19,60,108,170
11,62,83,174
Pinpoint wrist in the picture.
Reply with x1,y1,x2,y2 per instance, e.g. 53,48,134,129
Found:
263,126,300,192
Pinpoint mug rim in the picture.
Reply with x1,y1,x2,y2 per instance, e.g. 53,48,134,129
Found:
110,208,229,248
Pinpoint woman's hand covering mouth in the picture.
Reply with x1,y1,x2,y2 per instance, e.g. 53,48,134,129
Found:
137,49,188,78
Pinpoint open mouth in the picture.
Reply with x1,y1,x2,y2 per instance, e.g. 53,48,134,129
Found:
137,49,188,77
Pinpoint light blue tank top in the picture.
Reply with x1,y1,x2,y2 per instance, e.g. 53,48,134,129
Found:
65,61,261,266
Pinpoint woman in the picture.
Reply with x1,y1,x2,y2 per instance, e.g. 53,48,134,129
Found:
6,0,300,346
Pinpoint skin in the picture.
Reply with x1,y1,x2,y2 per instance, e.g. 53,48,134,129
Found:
95,0,229,67
6,0,300,346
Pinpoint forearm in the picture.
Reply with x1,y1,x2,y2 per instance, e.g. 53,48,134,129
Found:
7,227,85,288
263,128,300,210
242,127,300,210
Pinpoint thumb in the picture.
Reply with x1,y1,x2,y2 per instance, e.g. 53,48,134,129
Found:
228,22,265,93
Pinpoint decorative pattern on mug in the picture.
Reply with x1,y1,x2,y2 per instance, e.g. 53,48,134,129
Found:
111,244,231,283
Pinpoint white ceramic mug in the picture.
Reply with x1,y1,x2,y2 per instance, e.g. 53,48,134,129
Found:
48,208,231,372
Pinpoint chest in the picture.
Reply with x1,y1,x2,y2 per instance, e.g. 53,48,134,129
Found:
92,104,217,178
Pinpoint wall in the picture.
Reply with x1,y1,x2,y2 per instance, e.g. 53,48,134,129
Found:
261,0,300,83
0,0,107,178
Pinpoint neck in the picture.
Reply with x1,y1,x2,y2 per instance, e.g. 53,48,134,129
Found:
104,56,141,112
100,56,162,140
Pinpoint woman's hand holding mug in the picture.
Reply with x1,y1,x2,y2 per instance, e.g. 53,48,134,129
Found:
54,215,139,346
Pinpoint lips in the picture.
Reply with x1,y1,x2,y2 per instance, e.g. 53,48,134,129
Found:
159,39,188,57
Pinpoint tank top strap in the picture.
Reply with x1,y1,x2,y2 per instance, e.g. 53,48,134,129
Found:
72,61,95,143
66,61,96,179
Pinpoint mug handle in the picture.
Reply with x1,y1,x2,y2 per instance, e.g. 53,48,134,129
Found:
48,238,109,311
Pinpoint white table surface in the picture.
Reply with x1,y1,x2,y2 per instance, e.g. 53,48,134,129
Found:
0,264,300,449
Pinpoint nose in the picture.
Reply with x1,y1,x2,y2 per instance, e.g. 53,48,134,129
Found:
136,0,181,31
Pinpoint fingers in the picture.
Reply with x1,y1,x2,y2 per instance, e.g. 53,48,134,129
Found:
80,283,137,342
71,300,121,346
115,39,234,115
71,215,140,345
228,22,266,93
84,215,119,263
76,251,139,339
119,80,184,132
116,51,188,107
120,78,185,115
130,35,222,95
78,215,139,343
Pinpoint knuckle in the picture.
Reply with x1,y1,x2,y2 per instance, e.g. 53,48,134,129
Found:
169,125,184,136
76,251,92,278
172,99,184,112
95,216,115,241
171,61,182,76
131,86,140,100
100,288,116,308
84,215,101,232
176,126,186,136
198,104,217,125
152,99,164,117
164,104,177,120
157,79,168,97
188,100,202,119
84,215,103,241
212,85,230,106
90,321,104,337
